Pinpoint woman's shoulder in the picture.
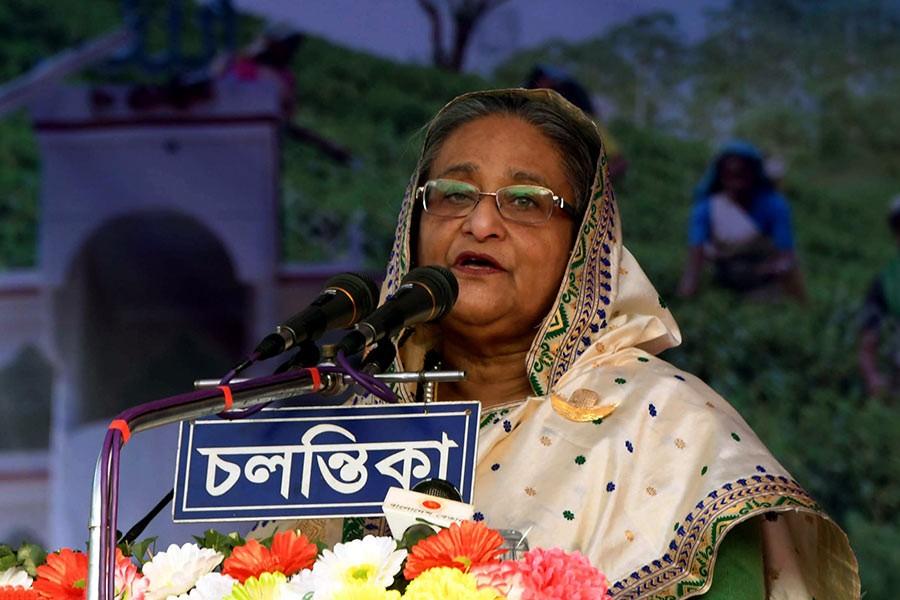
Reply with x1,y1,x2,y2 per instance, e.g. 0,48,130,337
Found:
754,188,792,211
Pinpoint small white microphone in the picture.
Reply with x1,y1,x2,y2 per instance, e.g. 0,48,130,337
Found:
382,486,474,543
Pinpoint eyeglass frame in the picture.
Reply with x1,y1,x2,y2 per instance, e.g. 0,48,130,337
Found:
415,178,577,224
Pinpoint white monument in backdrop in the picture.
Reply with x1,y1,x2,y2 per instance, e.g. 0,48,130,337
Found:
0,75,362,549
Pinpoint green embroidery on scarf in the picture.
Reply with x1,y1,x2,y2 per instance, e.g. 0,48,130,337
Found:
544,305,571,339
530,339,557,395
569,235,587,270
480,407,510,429
618,480,822,599
593,170,605,199
530,372,545,396
528,163,606,393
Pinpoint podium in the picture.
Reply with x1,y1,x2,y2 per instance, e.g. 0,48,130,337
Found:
84,366,474,600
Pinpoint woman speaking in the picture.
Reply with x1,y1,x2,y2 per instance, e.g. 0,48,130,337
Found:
274,88,860,598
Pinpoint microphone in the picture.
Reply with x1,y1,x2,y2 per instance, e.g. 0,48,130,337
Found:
272,340,321,374
359,338,397,375
334,266,459,357
382,479,473,548
253,272,379,360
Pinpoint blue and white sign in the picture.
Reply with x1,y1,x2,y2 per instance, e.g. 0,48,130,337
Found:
173,402,480,522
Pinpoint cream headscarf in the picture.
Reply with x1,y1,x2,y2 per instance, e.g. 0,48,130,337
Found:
381,88,679,417
370,88,859,598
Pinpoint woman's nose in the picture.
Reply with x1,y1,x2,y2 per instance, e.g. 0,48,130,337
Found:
462,195,507,239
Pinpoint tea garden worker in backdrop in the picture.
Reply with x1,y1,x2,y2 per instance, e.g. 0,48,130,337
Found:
524,64,629,182
213,23,354,166
858,195,900,399
677,141,807,303
259,89,859,598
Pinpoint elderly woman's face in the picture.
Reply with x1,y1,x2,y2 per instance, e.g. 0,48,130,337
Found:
416,115,576,341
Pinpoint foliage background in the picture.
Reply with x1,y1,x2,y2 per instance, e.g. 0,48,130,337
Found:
1,0,898,596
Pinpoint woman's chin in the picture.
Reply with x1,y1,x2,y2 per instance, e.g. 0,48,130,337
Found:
442,303,510,332
447,304,505,326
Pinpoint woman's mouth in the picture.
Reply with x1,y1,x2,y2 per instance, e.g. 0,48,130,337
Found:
453,252,503,272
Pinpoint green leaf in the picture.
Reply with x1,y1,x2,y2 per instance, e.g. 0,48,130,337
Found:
118,537,158,566
17,542,46,577
192,529,245,558
0,545,18,571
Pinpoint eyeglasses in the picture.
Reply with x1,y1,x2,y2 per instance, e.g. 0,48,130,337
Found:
416,179,575,224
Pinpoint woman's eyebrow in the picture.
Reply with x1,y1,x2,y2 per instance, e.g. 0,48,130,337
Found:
508,168,550,188
433,164,551,188
434,162,479,179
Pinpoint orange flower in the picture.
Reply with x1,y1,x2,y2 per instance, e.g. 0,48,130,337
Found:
221,530,317,583
0,588,41,600
32,548,88,599
403,521,506,580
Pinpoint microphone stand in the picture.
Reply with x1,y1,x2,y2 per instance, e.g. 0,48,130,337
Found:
86,366,345,600
85,365,465,600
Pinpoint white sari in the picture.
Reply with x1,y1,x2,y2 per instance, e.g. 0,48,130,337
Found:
268,89,859,598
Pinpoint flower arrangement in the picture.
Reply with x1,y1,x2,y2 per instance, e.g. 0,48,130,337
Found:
0,521,609,599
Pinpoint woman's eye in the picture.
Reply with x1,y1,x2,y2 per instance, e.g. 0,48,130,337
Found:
508,194,539,209
443,192,473,204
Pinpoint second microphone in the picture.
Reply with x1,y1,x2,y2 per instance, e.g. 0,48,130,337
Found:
335,265,459,358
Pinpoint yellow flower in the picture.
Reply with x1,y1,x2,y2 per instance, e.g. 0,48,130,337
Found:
402,567,503,600
224,571,286,600
331,580,402,599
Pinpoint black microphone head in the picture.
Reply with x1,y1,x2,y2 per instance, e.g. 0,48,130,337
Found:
253,272,379,361
334,266,457,357
402,265,459,321
323,272,380,327
412,478,462,502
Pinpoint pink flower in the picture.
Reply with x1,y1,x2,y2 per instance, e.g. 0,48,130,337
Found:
114,556,148,600
470,562,525,598
473,547,609,600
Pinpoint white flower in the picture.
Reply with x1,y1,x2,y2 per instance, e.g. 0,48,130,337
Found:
223,572,302,600
303,535,406,597
0,566,33,589
142,543,223,600
168,572,236,600
285,568,316,598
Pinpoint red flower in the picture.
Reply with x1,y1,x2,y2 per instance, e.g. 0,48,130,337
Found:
221,530,317,583
32,548,88,599
404,521,506,580
0,588,41,600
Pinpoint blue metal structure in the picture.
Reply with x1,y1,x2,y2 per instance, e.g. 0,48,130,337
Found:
110,0,236,73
